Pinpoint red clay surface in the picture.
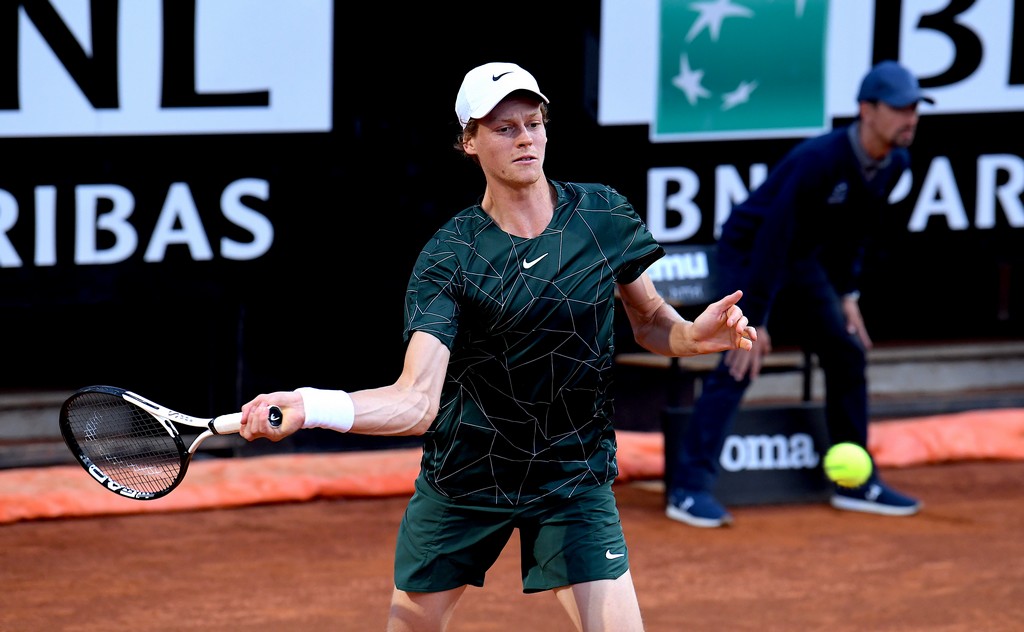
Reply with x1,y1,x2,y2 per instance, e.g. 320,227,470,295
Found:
2,460,1023,631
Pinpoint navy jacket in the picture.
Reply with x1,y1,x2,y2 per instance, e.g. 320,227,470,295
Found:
718,125,910,326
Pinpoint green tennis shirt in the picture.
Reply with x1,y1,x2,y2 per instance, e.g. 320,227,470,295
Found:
404,180,665,506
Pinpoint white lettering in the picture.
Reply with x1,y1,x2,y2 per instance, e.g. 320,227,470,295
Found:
35,186,57,266
648,165,772,241
647,251,709,282
76,184,138,264
787,433,819,469
976,154,1024,228
909,156,969,232
0,189,21,267
712,163,766,238
0,178,273,267
888,170,913,205
648,167,702,242
649,153,1024,239
221,178,273,261
145,183,212,262
719,432,820,472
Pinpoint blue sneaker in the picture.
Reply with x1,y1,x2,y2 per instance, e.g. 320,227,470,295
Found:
666,489,734,528
831,479,921,516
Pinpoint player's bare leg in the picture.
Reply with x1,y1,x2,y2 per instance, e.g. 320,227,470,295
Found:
553,585,584,631
553,570,645,632
387,586,466,632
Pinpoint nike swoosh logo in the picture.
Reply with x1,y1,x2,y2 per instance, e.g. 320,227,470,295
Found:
492,71,512,81
523,253,548,269
268,406,283,426
605,550,625,560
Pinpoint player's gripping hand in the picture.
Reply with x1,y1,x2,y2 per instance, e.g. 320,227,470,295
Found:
240,391,305,441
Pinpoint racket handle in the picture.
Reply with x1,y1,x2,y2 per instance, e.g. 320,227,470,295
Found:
210,406,281,434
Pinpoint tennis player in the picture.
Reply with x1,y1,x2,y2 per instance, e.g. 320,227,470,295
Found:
240,62,755,632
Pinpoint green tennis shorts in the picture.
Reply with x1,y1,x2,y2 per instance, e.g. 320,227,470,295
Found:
394,477,629,594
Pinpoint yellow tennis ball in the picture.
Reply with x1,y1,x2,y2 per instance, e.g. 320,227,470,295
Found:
823,442,873,487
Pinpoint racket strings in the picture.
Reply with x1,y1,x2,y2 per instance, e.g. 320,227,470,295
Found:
65,392,183,494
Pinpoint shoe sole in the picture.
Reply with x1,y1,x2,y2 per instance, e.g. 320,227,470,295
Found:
665,505,734,528
830,495,921,516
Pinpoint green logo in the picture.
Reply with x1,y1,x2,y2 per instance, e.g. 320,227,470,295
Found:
655,0,829,142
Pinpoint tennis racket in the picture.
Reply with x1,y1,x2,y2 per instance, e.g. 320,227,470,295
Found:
59,385,282,500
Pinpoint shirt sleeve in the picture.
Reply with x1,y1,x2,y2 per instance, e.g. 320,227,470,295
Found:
403,236,461,350
605,187,666,284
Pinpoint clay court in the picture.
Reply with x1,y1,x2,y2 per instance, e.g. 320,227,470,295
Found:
2,414,1024,632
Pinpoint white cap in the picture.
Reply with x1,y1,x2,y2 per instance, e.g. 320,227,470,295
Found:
454,62,549,128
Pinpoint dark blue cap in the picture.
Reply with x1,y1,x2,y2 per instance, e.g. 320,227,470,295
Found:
857,61,935,107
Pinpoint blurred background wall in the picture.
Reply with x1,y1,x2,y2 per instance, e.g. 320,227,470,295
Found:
1,0,1020,421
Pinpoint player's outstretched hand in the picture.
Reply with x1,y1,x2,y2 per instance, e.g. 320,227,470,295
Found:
691,290,756,355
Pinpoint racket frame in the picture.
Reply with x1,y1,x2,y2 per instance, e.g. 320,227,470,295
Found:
59,385,243,500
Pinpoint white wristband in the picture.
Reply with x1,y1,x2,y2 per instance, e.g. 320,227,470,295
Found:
296,387,355,433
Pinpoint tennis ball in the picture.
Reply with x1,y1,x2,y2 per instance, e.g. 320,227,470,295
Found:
823,442,873,488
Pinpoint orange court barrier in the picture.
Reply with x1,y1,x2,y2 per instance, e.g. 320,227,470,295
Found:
2,409,1021,525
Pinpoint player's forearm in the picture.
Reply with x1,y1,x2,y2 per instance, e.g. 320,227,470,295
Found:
633,304,694,357
297,331,446,437
299,384,436,437
348,385,436,436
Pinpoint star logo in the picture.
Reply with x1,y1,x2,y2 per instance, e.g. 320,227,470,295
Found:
686,0,753,42
672,54,711,106
655,0,828,141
